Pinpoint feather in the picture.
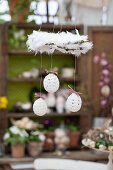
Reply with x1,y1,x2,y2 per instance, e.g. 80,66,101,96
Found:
26,29,93,56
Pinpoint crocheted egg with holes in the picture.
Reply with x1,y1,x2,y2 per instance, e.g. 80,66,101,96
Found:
66,93,82,112
33,98,47,116
43,73,59,93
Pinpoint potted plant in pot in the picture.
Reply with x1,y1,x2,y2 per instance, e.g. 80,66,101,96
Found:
8,0,30,23
4,126,28,158
68,123,80,148
65,117,80,148
8,0,39,23
27,131,45,157
42,119,55,151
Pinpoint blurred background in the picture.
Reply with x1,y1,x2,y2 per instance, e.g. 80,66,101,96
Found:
0,0,113,170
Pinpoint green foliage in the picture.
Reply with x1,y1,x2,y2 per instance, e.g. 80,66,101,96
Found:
27,131,44,143
95,139,107,148
4,134,27,146
66,123,78,131
42,127,54,134
8,0,39,22
28,135,40,142
9,26,27,50
108,143,113,146
95,139,113,149
4,128,28,146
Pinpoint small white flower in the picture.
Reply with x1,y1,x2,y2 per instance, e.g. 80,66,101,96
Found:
31,131,40,136
89,141,95,148
3,133,10,140
9,126,29,137
39,133,45,142
82,139,88,146
9,126,21,135
20,129,29,137
99,145,106,151
82,138,92,147
86,139,92,146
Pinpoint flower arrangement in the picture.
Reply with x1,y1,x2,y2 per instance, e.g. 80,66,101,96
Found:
27,131,45,157
82,120,113,152
65,117,80,148
28,131,45,143
3,118,46,158
9,26,27,50
93,52,113,117
42,118,54,134
4,126,29,146
11,117,38,130
65,117,79,131
41,119,55,151
0,97,8,109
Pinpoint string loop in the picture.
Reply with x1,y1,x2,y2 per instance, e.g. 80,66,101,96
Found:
68,85,82,96
34,93,45,100
45,69,58,75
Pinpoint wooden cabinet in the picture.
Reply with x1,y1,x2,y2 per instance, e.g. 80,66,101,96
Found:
0,23,92,143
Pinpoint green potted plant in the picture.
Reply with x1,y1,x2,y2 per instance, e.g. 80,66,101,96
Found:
65,118,80,148
9,26,27,50
68,123,80,148
8,0,30,23
8,0,38,23
27,131,45,157
4,126,28,158
42,119,55,151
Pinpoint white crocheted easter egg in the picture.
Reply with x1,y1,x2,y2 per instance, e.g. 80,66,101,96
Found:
33,98,47,116
66,93,82,112
43,73,59,93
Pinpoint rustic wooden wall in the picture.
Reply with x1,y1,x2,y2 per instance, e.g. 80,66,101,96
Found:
0,24,8,139
87,26,113,115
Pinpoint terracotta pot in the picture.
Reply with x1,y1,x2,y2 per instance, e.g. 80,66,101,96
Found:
11,143,25,158
44,132,54,151
8,0,30,23
70,131,80,148
27,142,43,157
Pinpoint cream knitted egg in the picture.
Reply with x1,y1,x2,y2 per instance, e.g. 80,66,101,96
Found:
66,93,82,112
43,73,59,93
33,98,47,116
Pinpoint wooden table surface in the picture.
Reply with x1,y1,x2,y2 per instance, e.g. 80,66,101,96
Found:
0,150,108,165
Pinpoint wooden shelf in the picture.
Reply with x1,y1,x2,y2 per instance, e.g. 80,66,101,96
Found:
7,76,80,82
8,50,72,56
7,111,89,118
0,151,108,164
8,23,83,31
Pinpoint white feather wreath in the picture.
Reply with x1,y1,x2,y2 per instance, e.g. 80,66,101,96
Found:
26,29,93,56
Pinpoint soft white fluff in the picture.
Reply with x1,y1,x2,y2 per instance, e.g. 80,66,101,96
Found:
26,30,93,56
